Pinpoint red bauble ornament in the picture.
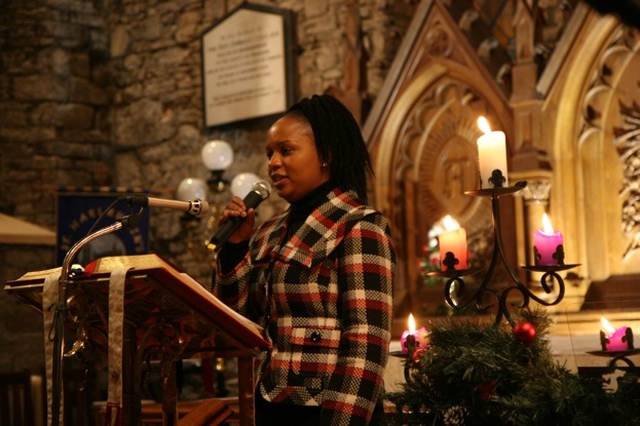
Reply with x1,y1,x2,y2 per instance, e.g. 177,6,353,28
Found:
477,380,496,402
411,348,427,364
514,321,537,346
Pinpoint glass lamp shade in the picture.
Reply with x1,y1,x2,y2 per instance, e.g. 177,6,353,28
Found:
230,172,260,198
176,177,209,201
201,140,233,171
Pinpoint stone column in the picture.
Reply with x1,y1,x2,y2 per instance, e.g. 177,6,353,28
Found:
509,2,554,286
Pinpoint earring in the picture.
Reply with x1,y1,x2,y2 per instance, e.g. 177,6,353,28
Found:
322,162,328,168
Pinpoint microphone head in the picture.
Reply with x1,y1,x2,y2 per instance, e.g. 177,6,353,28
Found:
251,180,272,200
242,180,271,210
184,198,210,217
195,199,210,216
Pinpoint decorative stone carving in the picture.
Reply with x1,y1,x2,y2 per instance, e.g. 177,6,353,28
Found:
578,26,640,264
425,25,453,57
614,99,640,257
401,80,492,233
521,179,552,203
458,9,479,32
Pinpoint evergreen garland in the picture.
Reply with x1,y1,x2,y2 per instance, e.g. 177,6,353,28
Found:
383,309,639,425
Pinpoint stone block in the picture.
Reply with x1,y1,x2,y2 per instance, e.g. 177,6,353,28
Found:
13,75,67,102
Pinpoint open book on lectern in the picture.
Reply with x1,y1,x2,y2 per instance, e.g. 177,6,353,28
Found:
5,253,270,357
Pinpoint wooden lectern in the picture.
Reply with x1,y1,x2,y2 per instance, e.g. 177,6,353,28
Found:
5,253,270,426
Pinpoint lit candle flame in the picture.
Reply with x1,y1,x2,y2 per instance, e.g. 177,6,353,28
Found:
601,317,616,336
408,313,416,333
542,213,555,234
477,116,491,134
443,215,460,232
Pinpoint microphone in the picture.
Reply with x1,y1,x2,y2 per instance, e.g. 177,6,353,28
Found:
206,180,272,252
123,195,210,217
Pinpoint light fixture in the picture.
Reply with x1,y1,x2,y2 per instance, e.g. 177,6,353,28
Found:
200,140,235,252
176,177,213,263
176,178,208,201
230,172,261,198
177,140,261,264
201,140,234,193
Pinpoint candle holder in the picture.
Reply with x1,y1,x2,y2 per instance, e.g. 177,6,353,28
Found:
586,347,640,369
580,349,640,397
533,244,565,266
488,169,507,188
403,334,417,356
441,252,474,272
599,327,635,352
390,334,419,383
428,180,580,326
427,268,483,308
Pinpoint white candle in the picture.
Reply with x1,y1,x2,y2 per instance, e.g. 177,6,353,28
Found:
477,117,508,189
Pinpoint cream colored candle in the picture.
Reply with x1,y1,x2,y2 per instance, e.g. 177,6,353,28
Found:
477,117,508,189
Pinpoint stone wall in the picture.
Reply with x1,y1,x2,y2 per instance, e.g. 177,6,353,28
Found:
108,0,415,282
0,0,415,376
0,0,111,375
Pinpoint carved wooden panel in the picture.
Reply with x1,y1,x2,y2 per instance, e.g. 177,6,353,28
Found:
575,26,640,278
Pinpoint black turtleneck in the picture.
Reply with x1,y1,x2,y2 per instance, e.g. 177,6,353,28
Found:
216,181,334,275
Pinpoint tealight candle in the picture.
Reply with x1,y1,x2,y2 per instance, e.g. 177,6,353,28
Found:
600,317,634,352
439,216,468,271
533,213,564,265
400,313,429,354
477,116,508,189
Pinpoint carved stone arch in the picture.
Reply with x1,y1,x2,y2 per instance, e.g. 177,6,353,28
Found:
553,15,640,300
372,62,511,316
364,0,517,317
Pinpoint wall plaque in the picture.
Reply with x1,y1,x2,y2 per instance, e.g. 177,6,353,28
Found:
201,3,294,128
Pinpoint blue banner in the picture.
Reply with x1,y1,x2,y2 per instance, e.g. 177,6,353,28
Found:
56,193,149,267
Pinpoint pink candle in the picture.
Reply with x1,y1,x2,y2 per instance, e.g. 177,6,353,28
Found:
439,228,468,271
601,317,633,352
400,314,429,354
533,213,563,265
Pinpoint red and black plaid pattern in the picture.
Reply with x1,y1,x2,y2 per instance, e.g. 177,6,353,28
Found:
214,188,395,426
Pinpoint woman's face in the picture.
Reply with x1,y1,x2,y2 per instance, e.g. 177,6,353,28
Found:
266,114,329,203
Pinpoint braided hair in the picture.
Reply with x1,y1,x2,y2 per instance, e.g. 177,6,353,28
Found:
286,94,373,203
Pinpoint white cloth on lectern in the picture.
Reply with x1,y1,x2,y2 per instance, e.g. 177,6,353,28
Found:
43,271,62,426
107,266,129,407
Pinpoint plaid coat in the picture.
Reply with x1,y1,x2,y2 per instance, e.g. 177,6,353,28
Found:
213,188,395,426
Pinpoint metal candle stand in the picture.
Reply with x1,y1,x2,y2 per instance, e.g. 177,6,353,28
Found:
583,336,640,399
393,169,582,386
394,171,640,404
427,170,579,327
587,328,639,370
599,328,634,352
401,334,418,383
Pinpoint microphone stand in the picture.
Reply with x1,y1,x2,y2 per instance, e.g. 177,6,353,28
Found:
50,214,141,426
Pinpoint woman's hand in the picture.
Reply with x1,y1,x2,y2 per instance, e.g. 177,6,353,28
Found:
218,196,256,243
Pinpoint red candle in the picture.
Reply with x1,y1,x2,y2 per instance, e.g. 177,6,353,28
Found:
400,314,429,354
533,213,563,265
439,216,468,271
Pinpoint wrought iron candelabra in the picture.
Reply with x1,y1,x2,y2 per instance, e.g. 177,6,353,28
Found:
394,171,581,382
428,170,579,326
